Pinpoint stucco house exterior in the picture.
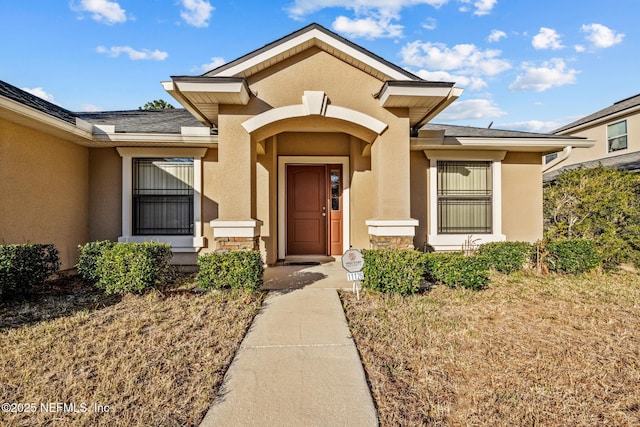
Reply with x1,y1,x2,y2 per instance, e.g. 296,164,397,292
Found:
1,23,591,270
544,93,640,181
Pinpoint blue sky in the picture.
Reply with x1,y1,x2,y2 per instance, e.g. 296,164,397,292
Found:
0,0,636,132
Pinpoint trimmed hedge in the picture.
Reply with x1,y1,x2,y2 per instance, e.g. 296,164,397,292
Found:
477,241,534,274
0,244,60,298
95,242,174,295
197,250,264,291
424,252,490,291
77,240,115,283
362,249,425,295
545,239,601,274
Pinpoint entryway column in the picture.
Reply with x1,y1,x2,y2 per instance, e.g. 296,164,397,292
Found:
366,123,418,249
210,119,261,250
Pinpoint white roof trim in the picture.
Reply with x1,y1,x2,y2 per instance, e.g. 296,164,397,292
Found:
210,28,413,81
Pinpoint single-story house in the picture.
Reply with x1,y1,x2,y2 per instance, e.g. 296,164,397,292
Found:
1,23,592,269
544,93,640,181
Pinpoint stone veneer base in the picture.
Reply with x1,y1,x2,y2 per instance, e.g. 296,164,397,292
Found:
369,235,415,250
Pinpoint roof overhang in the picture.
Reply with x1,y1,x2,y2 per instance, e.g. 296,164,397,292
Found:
162,76,251,127
411,135,595,153
0,95,93,145
377,81,463,128
206,24,419,82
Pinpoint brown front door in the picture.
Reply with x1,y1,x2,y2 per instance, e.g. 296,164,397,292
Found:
287,165,327,255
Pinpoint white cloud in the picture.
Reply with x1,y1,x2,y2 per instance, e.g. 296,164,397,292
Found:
180,0,214,28
401,41,511,75
198,56,226,72
487,29,506,43
21,87,55,103
499,120,563,133
332,15,403,39
436,98,506,121
458,0,498,16
422,17,437,30
97,46,168,61
416,70,487,90
532,27,564,50
509,58,578,92
581,23,624,48
286,0,448,20
574,44,586,53
72,0,128,25
79,104,102,112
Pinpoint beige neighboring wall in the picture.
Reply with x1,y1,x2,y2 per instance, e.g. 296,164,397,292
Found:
89,148,121,242
502,152,543,242
549,111,640,171
0,119,89,269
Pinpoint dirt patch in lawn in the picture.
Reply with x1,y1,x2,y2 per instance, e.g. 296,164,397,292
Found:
0,275,265,426
341,272,640,426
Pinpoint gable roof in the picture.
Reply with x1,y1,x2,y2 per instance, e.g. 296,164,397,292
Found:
204,23,420,82
77,109,206,134
0,79,77,125
423,123,580,139
554,93,640,134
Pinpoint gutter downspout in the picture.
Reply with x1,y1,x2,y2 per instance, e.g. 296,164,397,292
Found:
542,145,572,173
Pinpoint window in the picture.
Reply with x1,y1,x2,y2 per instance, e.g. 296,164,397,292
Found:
608,120,627,152
132,158,194,235
437,161,492,234
330,168,341,211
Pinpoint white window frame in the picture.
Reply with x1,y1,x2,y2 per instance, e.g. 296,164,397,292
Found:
426,150,506,251
116,147,207,252
607,120,628,153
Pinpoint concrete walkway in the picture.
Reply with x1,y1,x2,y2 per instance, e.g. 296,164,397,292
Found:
200,263,377,426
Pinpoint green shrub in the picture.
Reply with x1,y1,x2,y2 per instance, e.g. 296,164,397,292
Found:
362,249,425,295
197,250,264,291
0,244,60,298
77,240,115,283
424,252,490,291
95,242,173,294
477,241,534,274
545,239,601,274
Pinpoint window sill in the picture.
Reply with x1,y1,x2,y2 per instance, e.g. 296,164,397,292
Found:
118,235,205,252
427,233,506,251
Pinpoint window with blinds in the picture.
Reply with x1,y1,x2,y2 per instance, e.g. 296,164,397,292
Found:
437,160,492,234
132,158,194,235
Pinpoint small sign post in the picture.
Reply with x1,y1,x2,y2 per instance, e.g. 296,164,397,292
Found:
341,248,364,300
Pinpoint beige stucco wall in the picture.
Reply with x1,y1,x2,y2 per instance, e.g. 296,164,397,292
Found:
548,112,640,172
88,148,121,242
410,151,429,249
502,152,543,242
0,119,89,269
201,148,220,254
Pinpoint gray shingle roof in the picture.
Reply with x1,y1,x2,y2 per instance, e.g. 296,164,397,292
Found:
553,93,640,134
422,123,579,139
76,109,207,134
543,151,640,182
0,79,77,125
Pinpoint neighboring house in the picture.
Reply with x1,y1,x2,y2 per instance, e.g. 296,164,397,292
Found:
1,23,591,269
544,93,640,181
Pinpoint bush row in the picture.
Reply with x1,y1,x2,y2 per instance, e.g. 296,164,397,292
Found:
78,242,264,294
362,238,602,295
0,244,60,298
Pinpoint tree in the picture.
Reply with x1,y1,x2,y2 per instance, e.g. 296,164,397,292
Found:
138,99,174,110
544,165,640,268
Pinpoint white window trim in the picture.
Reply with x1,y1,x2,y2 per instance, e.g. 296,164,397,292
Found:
425,150,506,251
116,147,208,252
607,120,628,153
277,156,350,260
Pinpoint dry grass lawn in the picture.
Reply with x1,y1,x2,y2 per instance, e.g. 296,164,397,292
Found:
341,272,640,426
0,275,264,426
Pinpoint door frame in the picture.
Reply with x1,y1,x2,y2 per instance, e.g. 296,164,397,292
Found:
278,156,350,260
